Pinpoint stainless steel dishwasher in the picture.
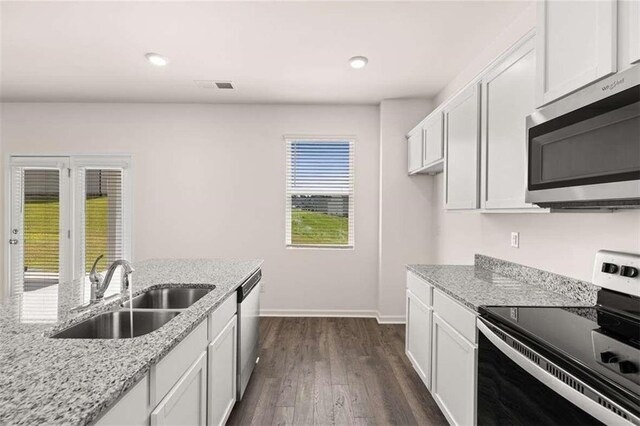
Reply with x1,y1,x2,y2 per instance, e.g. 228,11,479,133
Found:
237,269,261,400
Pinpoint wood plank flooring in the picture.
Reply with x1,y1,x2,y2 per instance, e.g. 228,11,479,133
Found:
227,317,447,426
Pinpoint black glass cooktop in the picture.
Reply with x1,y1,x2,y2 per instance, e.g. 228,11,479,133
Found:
480,302,640,413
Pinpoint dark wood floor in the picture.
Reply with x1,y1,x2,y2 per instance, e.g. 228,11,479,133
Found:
227,317,447,426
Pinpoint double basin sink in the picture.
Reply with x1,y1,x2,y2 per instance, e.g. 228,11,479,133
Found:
52,287,214,339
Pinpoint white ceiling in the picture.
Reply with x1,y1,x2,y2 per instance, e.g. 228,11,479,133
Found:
1,1,531,104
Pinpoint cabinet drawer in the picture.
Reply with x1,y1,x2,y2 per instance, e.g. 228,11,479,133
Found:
151,320,208,405
209,293,237,342
433,289,477,343
407,271,432,306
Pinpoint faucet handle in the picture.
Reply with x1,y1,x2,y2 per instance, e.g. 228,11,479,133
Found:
89,254,105,285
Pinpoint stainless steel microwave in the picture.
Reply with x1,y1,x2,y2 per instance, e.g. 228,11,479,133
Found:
526,65,640,209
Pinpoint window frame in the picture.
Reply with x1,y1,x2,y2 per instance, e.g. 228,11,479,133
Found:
284,136,355,250
4,154,133,299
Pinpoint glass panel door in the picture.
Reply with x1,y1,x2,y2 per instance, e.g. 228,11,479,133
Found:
9,158,70,314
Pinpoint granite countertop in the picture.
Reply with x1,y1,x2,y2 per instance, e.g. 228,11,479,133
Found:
0,258,262,426
406,262,596,312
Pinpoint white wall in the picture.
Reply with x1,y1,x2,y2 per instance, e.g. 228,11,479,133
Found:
1,103,381,313
430,2,640,282
378,99,434,321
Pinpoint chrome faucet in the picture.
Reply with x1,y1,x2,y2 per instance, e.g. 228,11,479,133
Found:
89,255,135,302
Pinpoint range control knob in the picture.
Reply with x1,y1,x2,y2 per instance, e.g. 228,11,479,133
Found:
618,361,638,374
600,351,618,363
620,266,639,278
602,263,619,274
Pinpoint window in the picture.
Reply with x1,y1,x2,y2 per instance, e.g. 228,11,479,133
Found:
285,138,354,248
8,155,132,318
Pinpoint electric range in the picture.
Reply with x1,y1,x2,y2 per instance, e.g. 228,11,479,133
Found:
478,250,640,425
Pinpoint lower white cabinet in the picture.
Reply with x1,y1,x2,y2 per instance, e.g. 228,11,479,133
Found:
151,351,208,426
431,313,477,426
96,374,150,426
208,315,238,426
96,293,242,426
406,290,432,389
406,272,479,426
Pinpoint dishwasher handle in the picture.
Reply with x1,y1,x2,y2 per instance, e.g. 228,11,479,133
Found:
238,269,262,302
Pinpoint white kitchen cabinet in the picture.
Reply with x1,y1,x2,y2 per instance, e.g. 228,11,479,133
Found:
628,0,640,65
208,315,238,426
406,289,432,390
536,0,617,106
151,351,208,426
481,35,540,211
96,374,150,426
407,131,424,174
431,313,477,426
422,112,444,170
444,84,481,210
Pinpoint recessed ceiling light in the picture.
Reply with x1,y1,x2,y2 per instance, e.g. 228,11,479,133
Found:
349,56,368,69
145,52,169,67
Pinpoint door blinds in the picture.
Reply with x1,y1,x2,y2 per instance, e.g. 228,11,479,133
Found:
79,168,125,297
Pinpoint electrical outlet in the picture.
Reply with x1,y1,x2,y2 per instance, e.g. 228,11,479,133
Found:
260,281,266,293
511,232,519,248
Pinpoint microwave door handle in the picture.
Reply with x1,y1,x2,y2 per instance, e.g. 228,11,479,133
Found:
477,320,638,426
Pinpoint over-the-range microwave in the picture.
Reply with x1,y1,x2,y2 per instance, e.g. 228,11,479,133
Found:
526,65,640,209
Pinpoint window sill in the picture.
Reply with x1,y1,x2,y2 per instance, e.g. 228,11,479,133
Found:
286,244,354,251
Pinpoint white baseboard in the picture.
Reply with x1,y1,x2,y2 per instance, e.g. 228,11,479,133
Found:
260,309,405,325
375,314,406,324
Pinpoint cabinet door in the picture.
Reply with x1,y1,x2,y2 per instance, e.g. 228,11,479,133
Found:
629,0,640,64
536,0,617,106
432,313,477,426
151,351,207,426
208,315,237,426
408,131,424,173
481,36,538,210
406,290,432,390
423,112,444,166
444,84,481,210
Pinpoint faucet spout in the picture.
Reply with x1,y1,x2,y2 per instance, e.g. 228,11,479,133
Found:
89,257,135,302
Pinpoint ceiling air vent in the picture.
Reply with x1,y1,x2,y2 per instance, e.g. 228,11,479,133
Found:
194,80,234,89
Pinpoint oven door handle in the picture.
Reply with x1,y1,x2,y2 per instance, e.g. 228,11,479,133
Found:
477,319,637,426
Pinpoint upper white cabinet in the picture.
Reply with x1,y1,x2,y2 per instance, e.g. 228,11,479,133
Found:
536,0,617,106
407,131,423,174
444,84,481,210
408,110,445,175
423,112,444,168
625,0,640,65
481,35,540,211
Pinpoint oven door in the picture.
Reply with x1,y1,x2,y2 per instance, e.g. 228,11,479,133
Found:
525,66,640,207
477,320,637,426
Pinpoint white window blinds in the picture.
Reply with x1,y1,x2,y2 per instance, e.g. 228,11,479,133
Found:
285,139,355,247
76,166,128,299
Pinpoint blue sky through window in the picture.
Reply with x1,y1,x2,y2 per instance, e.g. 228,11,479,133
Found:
290,141,351,193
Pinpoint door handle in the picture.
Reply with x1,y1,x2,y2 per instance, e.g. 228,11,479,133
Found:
9,239,18,245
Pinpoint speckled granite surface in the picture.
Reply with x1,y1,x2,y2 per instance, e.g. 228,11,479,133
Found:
407,262,594,312
0,258,262,426
475,254,599,305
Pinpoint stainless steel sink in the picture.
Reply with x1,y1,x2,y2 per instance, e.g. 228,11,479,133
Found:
51,310,180,339
122,287,214,310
